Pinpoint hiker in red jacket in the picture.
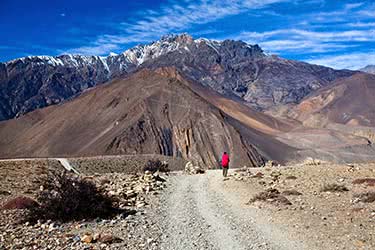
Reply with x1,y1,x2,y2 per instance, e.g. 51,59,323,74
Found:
221,152,230,177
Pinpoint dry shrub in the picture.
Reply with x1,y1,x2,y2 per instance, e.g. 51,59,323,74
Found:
99,177,111,186
352,178,375,187
195,168,205,174
281,190,302,196
321,183,349,193
1,196,38,210
248,188,292,205
351,207,364,213
252,172,264,178
353,192,375,203
285,176,297,180
27,171,119,222
0,190,11,196
143,159,169,173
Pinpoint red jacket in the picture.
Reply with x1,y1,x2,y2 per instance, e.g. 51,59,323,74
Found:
221,153,229,167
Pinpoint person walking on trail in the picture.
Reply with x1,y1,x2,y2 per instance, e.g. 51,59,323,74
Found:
221,152,230,177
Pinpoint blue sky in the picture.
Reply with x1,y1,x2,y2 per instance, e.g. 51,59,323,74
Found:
0,0,374,69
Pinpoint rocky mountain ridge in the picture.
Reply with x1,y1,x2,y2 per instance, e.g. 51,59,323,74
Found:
0,33,355,121
360,65,375,74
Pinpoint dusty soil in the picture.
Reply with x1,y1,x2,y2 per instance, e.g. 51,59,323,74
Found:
232,162,375,250
0,160,62,200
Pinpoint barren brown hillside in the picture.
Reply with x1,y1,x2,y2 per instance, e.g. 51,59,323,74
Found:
291,73,375,127
0,68,297,167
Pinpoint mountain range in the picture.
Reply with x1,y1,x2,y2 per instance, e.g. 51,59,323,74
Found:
0,34,354,120
1,34,374,166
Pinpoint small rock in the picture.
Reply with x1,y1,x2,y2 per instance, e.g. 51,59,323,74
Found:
72,235,81,242
93,233,101,241
48,223,55,232
81,234,93,243
99,233,114,244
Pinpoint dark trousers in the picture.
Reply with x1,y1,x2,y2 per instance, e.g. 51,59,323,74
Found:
222,167,228,177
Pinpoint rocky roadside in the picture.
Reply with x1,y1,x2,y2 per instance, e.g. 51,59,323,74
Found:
0,171,168,250
231,162,375,250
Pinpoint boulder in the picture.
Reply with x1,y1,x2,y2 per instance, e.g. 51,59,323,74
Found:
185,161,205,175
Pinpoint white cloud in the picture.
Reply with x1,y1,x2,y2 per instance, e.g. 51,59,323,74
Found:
64,0,375,73
306,52,375,70
68,0,288,55
348,22,375,28
236,28,375,54
259,39,358,53
238,29,375,42
344,2,365,10
67,43,119,55
301,2,370,25
358,10,375,17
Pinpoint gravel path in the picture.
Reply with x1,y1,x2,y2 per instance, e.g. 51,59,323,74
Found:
157,170,307,250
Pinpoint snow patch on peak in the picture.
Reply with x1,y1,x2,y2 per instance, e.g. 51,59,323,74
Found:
195,38,222,55
6,55,65,67
121,36,188,65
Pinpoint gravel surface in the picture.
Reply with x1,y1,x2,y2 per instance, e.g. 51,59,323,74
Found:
157,170,306,250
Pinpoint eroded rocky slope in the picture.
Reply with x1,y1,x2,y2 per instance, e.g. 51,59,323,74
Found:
0,68,292,167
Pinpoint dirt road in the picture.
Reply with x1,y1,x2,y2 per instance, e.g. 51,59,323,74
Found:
157,170,308,250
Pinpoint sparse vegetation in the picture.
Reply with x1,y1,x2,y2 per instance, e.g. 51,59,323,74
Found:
143,159,170,173
248,188,292,205
281,190,302,196
27,170,119,222
0,190,11,196
285,175,297,180
353,192,375,203
321,183,349,193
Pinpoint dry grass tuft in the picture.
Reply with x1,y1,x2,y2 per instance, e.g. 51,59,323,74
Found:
353,192,375,203
282,190,302,196
143,159,170,173
285,176,297,180
248,188,292,205
321,183,349,193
